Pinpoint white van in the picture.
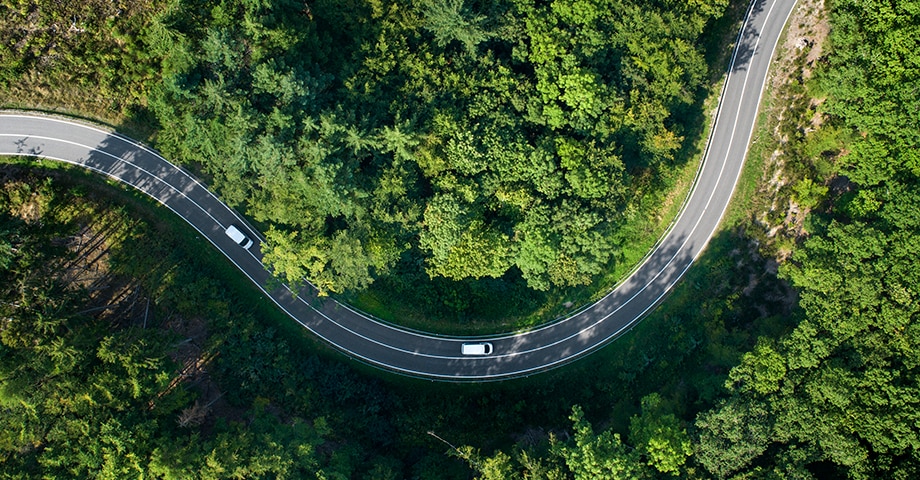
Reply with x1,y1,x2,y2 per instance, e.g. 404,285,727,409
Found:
225,224,254,249
461,342,494,356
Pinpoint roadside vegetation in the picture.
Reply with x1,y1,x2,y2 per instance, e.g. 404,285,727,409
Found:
2,0,919,478
0,0,168,136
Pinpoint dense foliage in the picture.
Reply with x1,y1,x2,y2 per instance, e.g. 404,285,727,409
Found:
693,0,920,477
461,0,920,477
148,0,728,294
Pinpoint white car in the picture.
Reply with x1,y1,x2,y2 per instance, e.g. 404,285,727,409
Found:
461,342,494,356
224,224,254,249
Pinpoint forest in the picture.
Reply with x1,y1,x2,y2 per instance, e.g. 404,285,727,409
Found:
2,0,920,478
143,0,728,300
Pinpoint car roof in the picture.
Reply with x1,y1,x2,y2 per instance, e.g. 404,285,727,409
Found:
225,225,246,242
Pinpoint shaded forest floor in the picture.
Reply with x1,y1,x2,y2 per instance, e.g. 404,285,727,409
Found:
0,162,241,426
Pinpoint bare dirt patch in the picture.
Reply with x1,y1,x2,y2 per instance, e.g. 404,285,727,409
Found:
164,313,243,430
771,0,830,91
755,0,831,245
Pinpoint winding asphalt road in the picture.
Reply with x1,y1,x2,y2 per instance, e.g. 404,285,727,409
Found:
0,0,797,381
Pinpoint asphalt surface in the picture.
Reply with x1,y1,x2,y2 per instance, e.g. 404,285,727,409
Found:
0,0,798,381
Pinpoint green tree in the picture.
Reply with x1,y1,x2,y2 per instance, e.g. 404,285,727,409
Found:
420,0,490,55
726,339,788,395
554,406,646,479
419,193,513,280
629,394,692,476
694,398,774,478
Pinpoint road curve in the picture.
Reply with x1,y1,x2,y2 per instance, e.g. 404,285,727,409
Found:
0,0,797,381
